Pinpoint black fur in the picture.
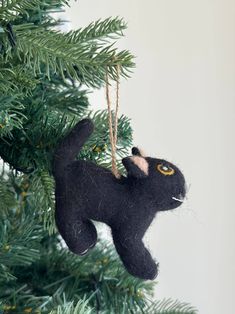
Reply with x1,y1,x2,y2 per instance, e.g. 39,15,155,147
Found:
53,119,186,280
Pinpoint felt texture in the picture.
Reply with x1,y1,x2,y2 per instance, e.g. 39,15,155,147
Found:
53,119,186,280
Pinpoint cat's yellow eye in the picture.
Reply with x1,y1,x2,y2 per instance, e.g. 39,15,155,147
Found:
156,163,175,176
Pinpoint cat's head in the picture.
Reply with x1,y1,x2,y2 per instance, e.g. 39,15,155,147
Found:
122,147,186,211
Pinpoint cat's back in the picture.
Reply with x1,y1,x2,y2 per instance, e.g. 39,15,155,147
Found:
68,160,113,184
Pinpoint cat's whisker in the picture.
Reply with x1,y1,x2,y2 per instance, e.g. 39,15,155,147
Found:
172,196,184,203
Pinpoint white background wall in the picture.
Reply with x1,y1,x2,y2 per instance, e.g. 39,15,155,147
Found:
66,1,235,313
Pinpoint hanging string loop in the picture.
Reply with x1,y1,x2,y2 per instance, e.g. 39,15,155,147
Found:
105,65,121,179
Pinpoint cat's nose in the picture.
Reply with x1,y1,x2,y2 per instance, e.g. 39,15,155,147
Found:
181,183,188,199
180,187,186,200
173,185,186,203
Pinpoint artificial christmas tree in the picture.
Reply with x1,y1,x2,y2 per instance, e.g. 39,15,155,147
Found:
0,1,197,313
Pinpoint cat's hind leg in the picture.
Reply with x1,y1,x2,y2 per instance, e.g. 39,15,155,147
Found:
56,213,97,255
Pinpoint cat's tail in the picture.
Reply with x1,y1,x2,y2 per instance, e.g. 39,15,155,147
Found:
52,119,94,177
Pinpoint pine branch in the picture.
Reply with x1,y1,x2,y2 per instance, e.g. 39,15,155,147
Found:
147,299,198,314
0,173,45,283
29,170,55,234
0,64,38,95
0,205,43,268
12,24,134,87
44,84,89,117
0,0,46,22
49,298,93,314
0,175,16,215
0,106,72,173
66,17,127,44
23,241,155,313
0,96,26,138
0,0,68,22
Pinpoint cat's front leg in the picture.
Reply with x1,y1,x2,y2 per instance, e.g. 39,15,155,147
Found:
112,230,158,280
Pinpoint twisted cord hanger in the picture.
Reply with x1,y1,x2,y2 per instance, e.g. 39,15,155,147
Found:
105,65,121,179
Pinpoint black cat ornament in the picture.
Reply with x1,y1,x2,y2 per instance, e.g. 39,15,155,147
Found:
53,119,186,280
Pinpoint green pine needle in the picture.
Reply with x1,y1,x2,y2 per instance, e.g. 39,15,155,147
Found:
0,0,69,22
49,298,93,314
147,298,198,314
66,17,127,44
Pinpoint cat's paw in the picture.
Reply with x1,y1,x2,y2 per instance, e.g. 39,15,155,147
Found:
127,260,159,280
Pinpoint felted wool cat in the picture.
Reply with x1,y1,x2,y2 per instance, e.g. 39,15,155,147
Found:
53,119,186,280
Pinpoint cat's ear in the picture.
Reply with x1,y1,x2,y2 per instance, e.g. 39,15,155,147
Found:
132,147,146,157
122,156,149,178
